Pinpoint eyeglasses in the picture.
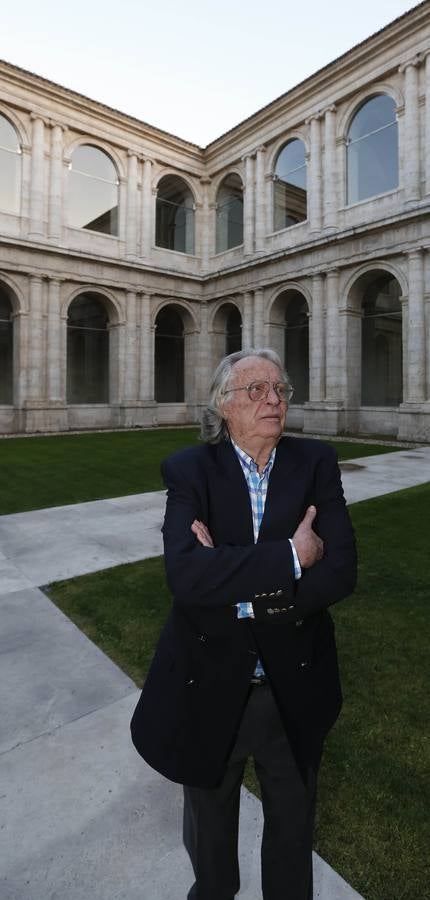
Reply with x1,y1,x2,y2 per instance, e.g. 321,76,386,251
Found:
222,381,294,402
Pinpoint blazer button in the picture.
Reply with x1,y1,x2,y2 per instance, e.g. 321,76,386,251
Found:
287,603,296,611
197,633,207,642
299,660,309,669
267,608,274,615
185,677,196,686
296,619,304,627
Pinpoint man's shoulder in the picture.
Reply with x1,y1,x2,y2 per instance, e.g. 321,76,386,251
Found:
161,442,217,476
279,435,337,463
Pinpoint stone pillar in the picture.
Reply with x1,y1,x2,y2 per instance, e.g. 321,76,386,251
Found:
400,58,421,202
13,311,29,406
141,158,153,258
48,123,65,241
46,278,63,402
29,115,45,237
200,177,212,271
323,106,337,229
139,293,154,402
124,291,139,402
406,249,426,401
425,53,430,196
253,289,265,346
27,276,45,401
325,269,341,400
309,274,324,400
243,154,255,255
255,146,266,252
307,115,322,232
241,292,254,349
197,301,209,405
126,152,138,257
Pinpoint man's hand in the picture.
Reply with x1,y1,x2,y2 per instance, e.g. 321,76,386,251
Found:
292,506,324,569
191,519,214,548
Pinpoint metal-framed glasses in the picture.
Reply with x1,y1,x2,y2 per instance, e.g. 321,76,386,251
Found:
222,380,294,402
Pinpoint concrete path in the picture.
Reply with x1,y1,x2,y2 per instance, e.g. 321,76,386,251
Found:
1,445,429,900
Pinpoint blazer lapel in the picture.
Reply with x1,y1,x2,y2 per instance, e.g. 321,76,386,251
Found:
258,437,308,541
209,440,254,545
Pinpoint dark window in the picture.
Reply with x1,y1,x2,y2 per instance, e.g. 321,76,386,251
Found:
155,307,184,401
68,145,119,235
361,275,402,406
274,140,307,231
0,288,13,404
216,174,243,253
347,95,398,204
226,305,242,355
284,293,309,403
67,294,109,403
0,115,21,215
156,176,195,254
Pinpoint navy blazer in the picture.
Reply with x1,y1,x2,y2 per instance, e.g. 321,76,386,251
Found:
131,436,357,787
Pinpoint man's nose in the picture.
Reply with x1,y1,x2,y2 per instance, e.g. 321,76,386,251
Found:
266,385,281,404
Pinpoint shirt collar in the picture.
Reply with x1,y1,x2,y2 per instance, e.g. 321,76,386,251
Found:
231,439,276,477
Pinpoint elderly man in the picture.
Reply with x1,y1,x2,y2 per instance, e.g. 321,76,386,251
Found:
131,348,357,900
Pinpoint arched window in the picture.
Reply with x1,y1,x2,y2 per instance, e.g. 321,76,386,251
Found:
361,274,402,406
347,95,398,204
216,174,243,253
155,307,185,401
284,293,309,403
226,305,242,355
68,145,119,235
156,176,195,254
273,140,307,231
67,294,109,403
0,114,21,215
0,287,13,404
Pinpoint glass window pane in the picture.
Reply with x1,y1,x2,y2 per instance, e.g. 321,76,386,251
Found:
68,145,118,235
67,295,109,403
155,308,184,401
361,276,402,406
348,122,398,203
0,116,21,215
274,140,307,230
216,175,243,253
349,95,396,142
0,290,13,404
156,176,195,254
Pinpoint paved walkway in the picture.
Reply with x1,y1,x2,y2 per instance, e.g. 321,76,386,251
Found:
1,445,429,900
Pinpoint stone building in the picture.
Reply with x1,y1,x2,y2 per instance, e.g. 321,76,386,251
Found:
0,1,429,440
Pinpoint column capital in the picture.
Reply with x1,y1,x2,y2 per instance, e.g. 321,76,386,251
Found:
199,176,212,185
399,53,424,74
30,112,48,126
322,104,336,116
48,275,65,285
48,120,68,133
405,246,425,259
305,111,323,126
325,267,340,276
241,152,255,162
141,155,153,165
127,148,139,159
255,145,266,155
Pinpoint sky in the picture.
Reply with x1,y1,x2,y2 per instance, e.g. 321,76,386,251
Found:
0,0,424,146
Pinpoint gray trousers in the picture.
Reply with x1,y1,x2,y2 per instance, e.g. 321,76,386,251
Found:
183,683,316,900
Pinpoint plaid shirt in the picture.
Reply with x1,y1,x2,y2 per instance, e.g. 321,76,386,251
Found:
232,440,301,677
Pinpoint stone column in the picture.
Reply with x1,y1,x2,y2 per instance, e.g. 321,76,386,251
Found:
199,177,212,271
253,289,265,346
29,115,45,237
255,146,266,252
27,276,45,401
400,58,421,202
425,53,430,196
241,292,254,349
124,291,139,402
307,115,322,232
406,249,426,401
309,274,324,400
14,311,29,406
141,157,153,258
139,292,154,402
323,106,337,229
197,301,209,404
243,154,255,255
126,152,138,258
325,269,341,400
46,278,63,402
48,123,65,241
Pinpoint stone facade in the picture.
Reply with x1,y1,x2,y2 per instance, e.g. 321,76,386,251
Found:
0,2,430,440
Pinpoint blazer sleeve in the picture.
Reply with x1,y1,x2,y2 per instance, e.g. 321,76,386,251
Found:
161,455,296,610
251,446,357,623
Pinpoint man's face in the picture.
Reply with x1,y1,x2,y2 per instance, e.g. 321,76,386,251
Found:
221,357,288,448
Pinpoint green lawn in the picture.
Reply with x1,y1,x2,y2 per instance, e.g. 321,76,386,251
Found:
0,429,398,515
47,483,430,900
